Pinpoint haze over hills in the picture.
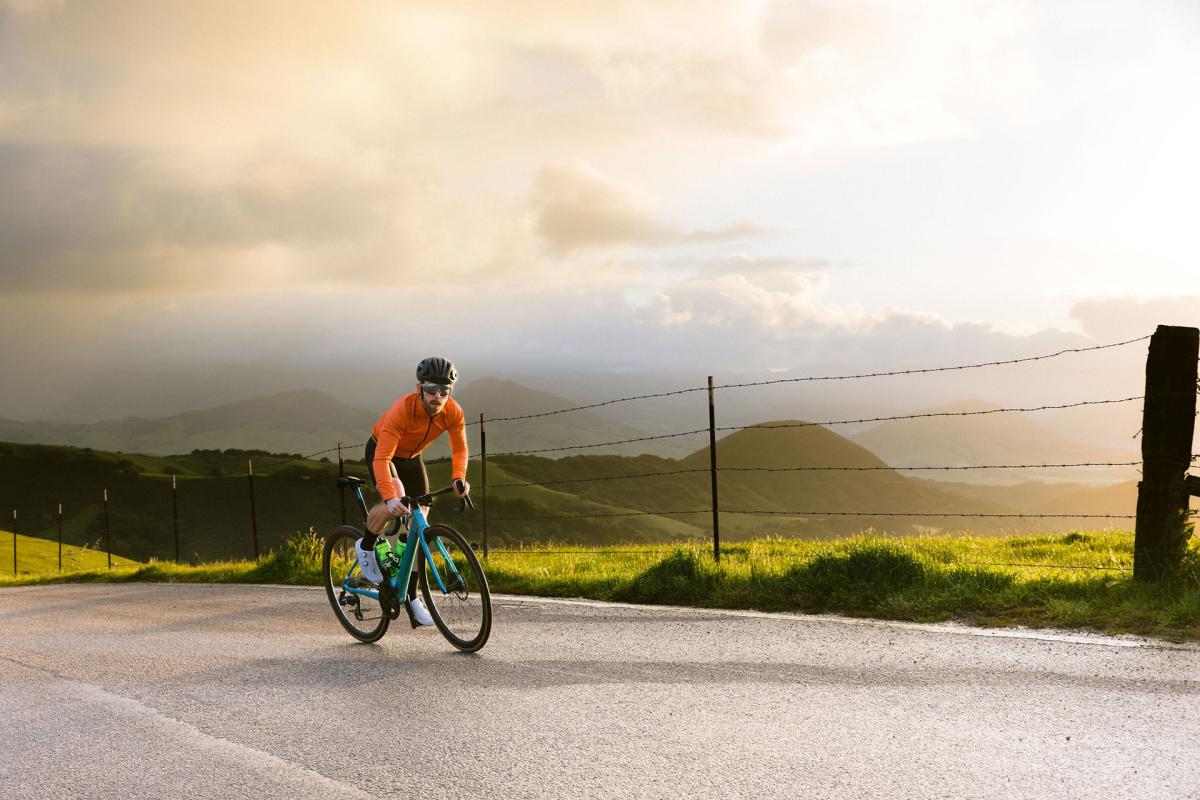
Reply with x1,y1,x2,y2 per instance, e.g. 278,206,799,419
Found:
849,398,1140,485
0,378,697,459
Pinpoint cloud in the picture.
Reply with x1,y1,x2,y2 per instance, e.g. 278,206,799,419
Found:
532,163,762,252
0,143,401,293
685,254,832,277
635,269,857,334
1070,296,1200,341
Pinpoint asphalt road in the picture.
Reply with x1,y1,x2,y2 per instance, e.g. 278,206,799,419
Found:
1,583,1197,800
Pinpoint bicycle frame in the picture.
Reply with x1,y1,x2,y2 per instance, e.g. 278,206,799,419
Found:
338,483,465,602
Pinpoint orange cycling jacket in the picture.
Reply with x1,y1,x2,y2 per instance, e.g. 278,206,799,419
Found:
371,392,468,501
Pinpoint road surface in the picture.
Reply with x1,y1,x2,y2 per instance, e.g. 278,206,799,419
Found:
1,583,1197,799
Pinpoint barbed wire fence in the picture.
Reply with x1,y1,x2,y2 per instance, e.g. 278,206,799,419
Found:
4,330,1199,577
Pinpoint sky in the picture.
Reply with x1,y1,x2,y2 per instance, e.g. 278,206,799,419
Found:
1,0,1197,423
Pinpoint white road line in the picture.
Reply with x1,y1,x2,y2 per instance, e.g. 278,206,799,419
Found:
0,655,377,799
490,594,1164,649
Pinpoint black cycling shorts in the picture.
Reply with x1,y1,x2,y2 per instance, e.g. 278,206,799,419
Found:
364,437,429,500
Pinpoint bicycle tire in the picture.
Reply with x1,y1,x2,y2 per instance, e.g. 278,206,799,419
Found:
323,525,390,643
417,524,492,652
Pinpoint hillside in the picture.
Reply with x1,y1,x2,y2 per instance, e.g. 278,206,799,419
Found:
0,441,708,562
1,530,140,575
849,398,1139,485
495,421,1026,538
0,417,1143,564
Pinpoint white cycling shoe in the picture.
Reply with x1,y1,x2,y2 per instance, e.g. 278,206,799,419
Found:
409,596,434,627
355,539,385,584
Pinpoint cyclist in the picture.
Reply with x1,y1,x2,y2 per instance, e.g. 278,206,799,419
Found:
356,356,471,626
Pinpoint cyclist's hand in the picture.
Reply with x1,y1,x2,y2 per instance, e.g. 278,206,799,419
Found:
386,497,410,516
453,478,470,497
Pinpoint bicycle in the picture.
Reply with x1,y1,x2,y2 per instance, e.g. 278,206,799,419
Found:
323,476,492,652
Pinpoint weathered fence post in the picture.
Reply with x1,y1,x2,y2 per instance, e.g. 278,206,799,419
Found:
103,489,111,569
1134,324,1199,580
708,376,721,563
57,503,63,572
480,413,488,559
171,474,180,563
247,458,260,560
11,509,16,576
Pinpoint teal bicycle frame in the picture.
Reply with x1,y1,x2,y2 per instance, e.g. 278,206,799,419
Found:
339,483,466,603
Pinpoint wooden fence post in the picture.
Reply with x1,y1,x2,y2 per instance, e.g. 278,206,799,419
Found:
11,509,16,576
57,503,63,572
1134,324,1199,580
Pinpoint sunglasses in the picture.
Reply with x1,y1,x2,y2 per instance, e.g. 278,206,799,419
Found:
420,383,452,397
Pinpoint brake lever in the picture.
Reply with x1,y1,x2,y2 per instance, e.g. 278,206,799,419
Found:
459,493,475,513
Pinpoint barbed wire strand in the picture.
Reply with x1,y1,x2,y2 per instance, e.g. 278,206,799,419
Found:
488,468,710,489
714,335,1152,390
715,397,1143,434
487,428,710,457
487,462,1141,489
724,510,1137,519
462,334,1152,427
481,396,1144,457
485,509,712,522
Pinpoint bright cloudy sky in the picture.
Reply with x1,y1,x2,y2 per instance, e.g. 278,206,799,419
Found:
1,0,1197,420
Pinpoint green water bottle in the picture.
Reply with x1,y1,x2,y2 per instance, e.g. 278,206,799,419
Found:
374,538,404,579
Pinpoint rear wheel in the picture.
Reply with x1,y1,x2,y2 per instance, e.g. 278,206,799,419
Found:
323,525,389,643
417,524,491,652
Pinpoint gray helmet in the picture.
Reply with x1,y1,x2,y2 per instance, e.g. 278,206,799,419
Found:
416,356,457,385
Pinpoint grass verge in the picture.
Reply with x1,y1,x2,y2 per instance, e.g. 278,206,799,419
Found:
3,529,1198,641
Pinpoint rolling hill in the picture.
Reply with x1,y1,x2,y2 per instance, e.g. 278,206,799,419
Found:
849,398,1139,485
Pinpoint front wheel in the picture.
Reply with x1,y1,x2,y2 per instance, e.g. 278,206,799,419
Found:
417,524,492,652
323,525,389,643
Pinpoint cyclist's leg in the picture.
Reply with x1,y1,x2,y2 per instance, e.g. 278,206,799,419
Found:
397,456,430,596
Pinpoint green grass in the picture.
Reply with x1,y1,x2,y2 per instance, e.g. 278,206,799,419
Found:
4,528,1199,641
0,529,140,574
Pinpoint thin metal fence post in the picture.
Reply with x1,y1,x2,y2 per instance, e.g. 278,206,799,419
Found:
171,474,180,563
248,458,260,560
11,509,16,576
337,443,346,525
103,489,111,569
480,413,488,559
57,503,63,572
708,376,720,563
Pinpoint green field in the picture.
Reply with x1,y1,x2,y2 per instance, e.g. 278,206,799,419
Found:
4,528,1198,641
0,529,140,574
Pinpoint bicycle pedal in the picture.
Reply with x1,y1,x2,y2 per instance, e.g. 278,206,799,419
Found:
379,584,403,620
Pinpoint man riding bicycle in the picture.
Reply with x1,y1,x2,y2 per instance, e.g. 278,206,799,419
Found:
356,356,470,627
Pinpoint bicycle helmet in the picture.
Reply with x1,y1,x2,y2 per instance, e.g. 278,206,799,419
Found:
416,356,457,386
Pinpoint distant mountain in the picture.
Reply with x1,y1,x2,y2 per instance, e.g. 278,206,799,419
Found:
849,398,1139,485
0,390,376,457
0,379,697,459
